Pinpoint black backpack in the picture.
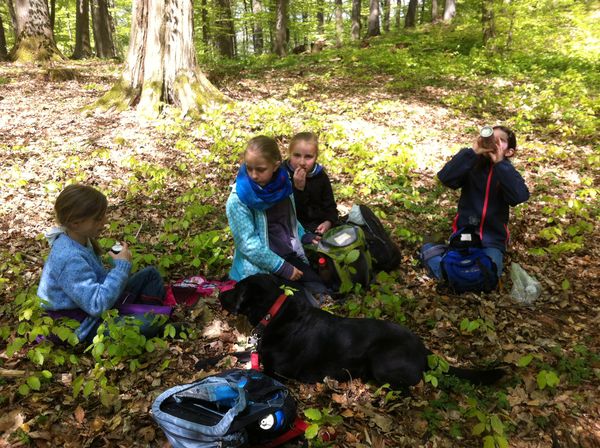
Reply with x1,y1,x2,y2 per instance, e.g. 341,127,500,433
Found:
152,369,299,447
347,204,401,272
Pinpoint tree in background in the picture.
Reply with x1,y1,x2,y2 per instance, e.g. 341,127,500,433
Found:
95,0,225,117
0,13,8,60
214,0,235,57
431,0,440,23
91,0,117,58
367,0,380,36
383,0,390,32
395,0,402,28
335,0,343,46
351,0,360,40
405,0,417,28
482,0,495,45
72,0,92,59
443,0,456,22
10,0,63,61
252,0,264,54
273,0,287,56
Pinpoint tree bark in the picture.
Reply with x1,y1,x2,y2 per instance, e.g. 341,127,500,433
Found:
404,0,417,28
335,0,343,46
214,0,235,58
431,0,439,22
316,3,324,35
252,0,263,54
482,0,495,45
49,0,55,29
383,0,390,32
201,0,209,45
351,0,360,40
273,0,287,56
395,0,402,29
91,0,117,58
6,0,18,35
443,0,455,22
366,0,380,36
0,14,8,61
11,0,63,61
94,0,226,117
72,0,93,59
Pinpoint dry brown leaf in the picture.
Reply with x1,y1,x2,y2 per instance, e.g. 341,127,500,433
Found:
74,406,85,424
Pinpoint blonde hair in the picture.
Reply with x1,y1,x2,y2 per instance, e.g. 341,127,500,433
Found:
288,132,319,156
246,136,282,165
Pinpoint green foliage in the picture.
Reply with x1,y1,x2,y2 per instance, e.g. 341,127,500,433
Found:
303,407,343,440
424,354,450,388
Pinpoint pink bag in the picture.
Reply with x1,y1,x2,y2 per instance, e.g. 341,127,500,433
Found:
165,276,236,307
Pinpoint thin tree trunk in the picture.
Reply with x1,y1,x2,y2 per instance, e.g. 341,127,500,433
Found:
395,0,402,28
214,0,235,58
91,0,117,58
6,0,17,35
201,0,209,45
316,3,324,35
0,14,8,60
351,0,360,40
431,0,439,22
94,0,226,117
11,0,63,61
252,0,263,54
420,0,426,24
72,0,93,59
49,0,55,29
404,0,417,27
383,0,390,32
335,0,343,46
443,0,455,22
482,0,495,46
366,0,380,36
273,0,287,56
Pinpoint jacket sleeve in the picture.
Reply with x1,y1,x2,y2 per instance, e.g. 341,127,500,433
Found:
494,160,530,206
57,256,131,317
437,147,478,189
226,193,285,273
320,173,339,224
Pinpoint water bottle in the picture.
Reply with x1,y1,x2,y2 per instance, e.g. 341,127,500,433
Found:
317,256,333,284
480,126,495,149
110,242,123,254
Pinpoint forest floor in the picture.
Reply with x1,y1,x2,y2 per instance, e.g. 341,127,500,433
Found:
0,54,598,448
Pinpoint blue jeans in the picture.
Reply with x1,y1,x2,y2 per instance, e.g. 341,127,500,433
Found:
421,243,503,280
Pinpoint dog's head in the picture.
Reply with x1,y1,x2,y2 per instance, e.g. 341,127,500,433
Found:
219,274,284,326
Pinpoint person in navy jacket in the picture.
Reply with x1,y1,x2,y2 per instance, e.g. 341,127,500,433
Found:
424,126,530,279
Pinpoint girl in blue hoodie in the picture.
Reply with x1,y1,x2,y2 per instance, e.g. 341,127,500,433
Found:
37,184,166,343
226,136,327,299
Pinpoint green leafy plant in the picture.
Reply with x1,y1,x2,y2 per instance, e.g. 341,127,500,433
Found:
303,408,343,441
424,354,450,388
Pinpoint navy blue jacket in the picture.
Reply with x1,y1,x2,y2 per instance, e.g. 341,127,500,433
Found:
437,148,529,252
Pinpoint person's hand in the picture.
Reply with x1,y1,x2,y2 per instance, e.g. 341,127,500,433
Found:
289,267,304,281
109,242,132,262
473,136,496,155
488,143,505,164
315,220,332,235
293,167,307,191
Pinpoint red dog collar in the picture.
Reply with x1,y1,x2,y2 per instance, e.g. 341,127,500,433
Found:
259,293,288,327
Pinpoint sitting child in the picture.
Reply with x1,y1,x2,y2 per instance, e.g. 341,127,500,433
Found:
226,135,328,300
38,184,168,344
283,132,339,235
423,126,530,280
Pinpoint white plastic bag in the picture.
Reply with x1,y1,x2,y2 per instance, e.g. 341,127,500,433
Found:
510,262,541,305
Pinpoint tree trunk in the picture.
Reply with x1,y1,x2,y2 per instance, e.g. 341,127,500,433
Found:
351,0,360,40
383,0,390,32
91,0,117,58
214,0,235,58
6,0,18,35
482,0,495,45
366,0,380,36
11,0,63,61
252,0,263,54
395,0,402,29
443,0,455,22
94,0,226,118
420,0,426,24
201,0,209,45
0,14,8,61
335,0,343,46
404,0,417,27
431,0,439,22
49,0,55,29
316,4,324,35
72,0,93,59
273,0,287,56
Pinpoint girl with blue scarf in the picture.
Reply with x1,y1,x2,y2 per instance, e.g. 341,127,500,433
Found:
226,136,327,298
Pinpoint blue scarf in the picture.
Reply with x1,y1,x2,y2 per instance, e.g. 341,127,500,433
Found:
236,164,293,211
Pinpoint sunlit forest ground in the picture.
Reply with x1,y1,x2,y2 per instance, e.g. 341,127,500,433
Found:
1,22,599,448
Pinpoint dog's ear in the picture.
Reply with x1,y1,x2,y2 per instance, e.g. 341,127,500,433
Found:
219,283,247,314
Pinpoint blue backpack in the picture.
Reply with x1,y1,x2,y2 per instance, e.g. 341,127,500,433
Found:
440,227,498,294
152,369,299,448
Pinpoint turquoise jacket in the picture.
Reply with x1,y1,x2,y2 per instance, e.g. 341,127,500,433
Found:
226,186,306,281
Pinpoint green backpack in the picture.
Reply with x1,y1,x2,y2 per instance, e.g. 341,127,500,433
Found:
305,225,373,293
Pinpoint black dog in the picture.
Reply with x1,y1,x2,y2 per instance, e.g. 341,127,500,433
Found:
219,274,504,390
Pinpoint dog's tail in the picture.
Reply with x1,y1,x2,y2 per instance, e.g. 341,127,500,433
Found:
194,351,252,371
447,366,505,385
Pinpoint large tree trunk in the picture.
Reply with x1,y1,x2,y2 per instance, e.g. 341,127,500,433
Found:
214,0,235,58
252,0,263,54
366,0,380,36
443,0,455,22
382,0,390,32
72,0,93,59
351,0,360,40
0,14,8,61
482,0,495,45
273,0,287,56
94,0,225,117
335,0,343,46
10,0,63,61
404,0,417,27
91,0,117,58
431,0,439,22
